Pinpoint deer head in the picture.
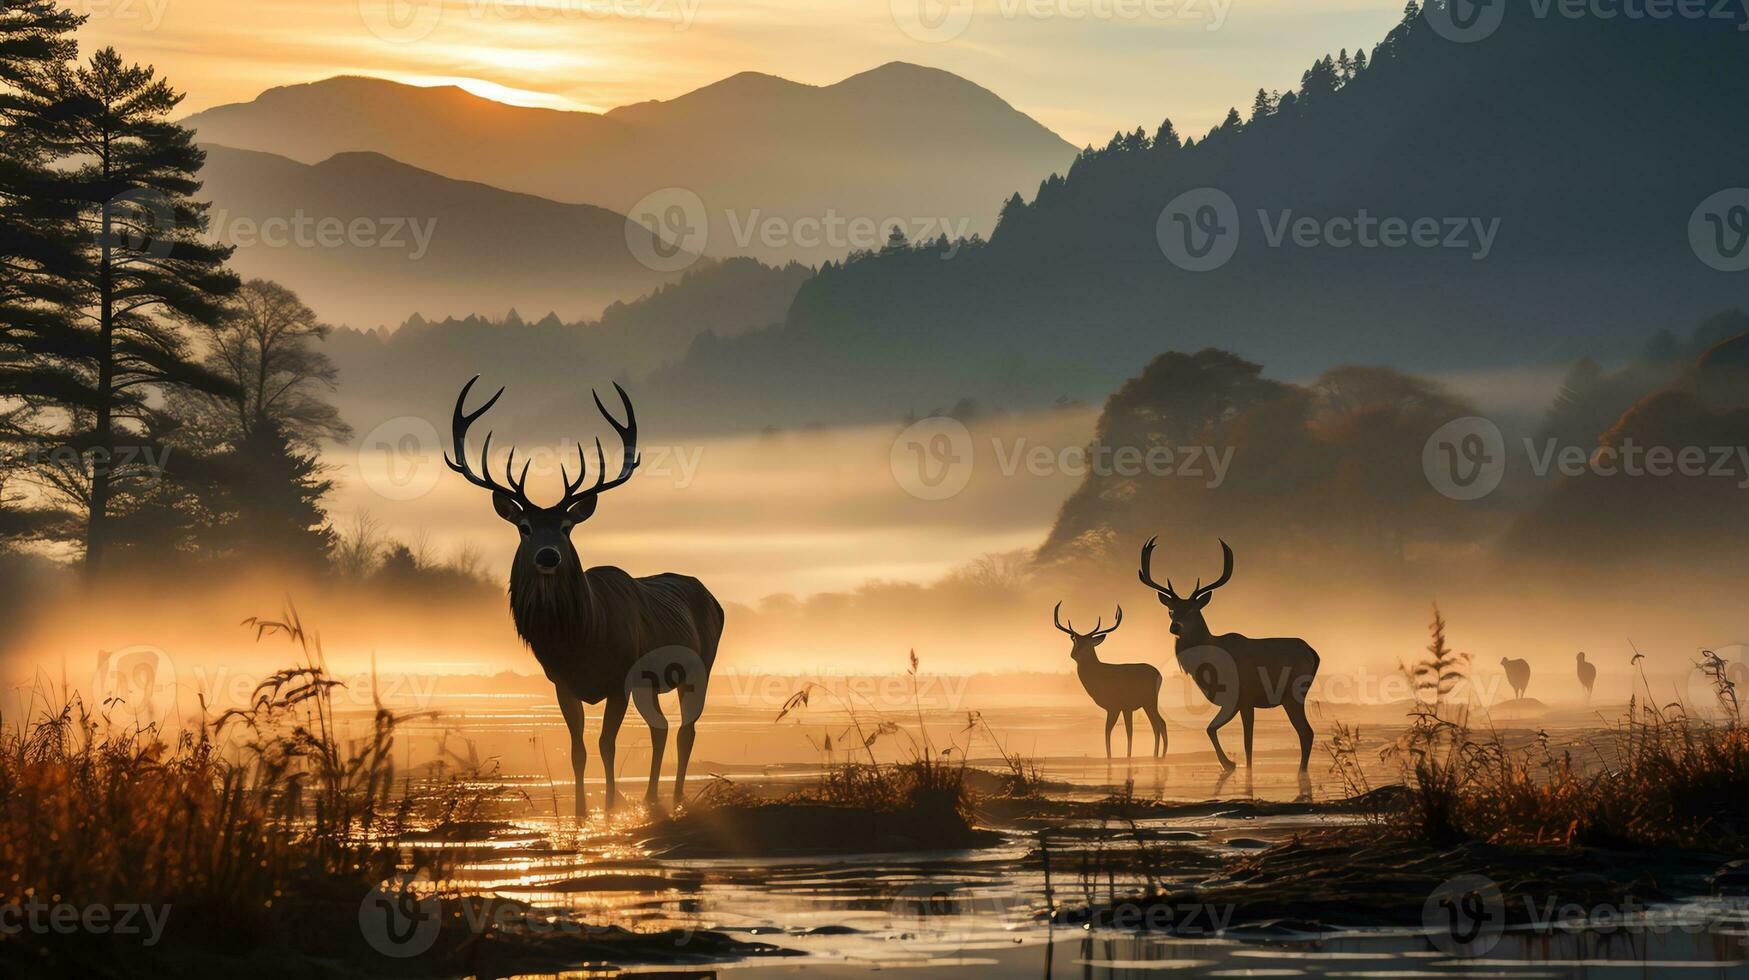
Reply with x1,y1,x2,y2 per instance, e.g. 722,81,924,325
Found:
1054,602,1122,663
1138,536,1233,640
447,375,639,577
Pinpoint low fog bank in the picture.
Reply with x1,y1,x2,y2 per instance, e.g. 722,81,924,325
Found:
4,546,1741,737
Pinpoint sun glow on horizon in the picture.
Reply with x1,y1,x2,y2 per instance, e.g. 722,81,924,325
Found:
368,72,605,112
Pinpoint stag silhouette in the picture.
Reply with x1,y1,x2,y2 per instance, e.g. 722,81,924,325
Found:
1054,604,1166,759
1138,537,1319,771
448,377,723,817
1575,652,1596,700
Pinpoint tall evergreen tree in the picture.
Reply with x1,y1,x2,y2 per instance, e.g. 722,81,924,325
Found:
1152,118,1180,153
0,1,84,455
1250,88,1275,122
994,192,1027,236
213,422,335,573
24,46,238,574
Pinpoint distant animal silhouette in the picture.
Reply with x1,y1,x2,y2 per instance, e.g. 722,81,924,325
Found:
1138,537,1320,771
449,376,723,816
1501,657,1532,701
1575,652,1596,700
1054,603,1166,759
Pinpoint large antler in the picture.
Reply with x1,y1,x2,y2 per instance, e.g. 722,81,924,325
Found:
1138,536,1180,599
1189,540,1235,603
447,375,534,507
1052,601,1076,635
1139,536,1234,603
555,383,640,511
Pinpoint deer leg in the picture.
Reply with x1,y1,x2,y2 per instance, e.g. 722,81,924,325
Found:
1144,704,1167,758
1206,701,1239,771
1123,710,1135,758
632,686,669,807
1283,695,1315,771
1103,709,1118,760
1240,706,1255,768
598,695,628,811
674,677,708,808
556,686,588,822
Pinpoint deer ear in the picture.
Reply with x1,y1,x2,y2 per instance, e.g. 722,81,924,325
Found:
492,492,522,523
1195,592,1213,609
565,494,599,523
1092,634,1106,646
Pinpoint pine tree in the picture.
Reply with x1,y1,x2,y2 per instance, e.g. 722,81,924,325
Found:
1250,88,1275,122
994,192,1027,235
24,46,239,573
1152,118,1180,153
214,422,335,573
0,1,85,462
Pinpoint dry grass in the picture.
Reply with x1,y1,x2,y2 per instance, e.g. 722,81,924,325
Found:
767,650,979,816
1348,609,1749,852
0,607,468,953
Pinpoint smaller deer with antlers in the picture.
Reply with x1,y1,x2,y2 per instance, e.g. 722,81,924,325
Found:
1138,537,1319,771
1055,604,1167,759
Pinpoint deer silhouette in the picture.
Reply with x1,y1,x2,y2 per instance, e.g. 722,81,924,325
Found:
448,377,723,817
1054,603,1166,759
1138,537,1319,771
1575,652,1596,700
1501,657,1531,701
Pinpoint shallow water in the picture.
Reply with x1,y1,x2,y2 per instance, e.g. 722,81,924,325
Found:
363,687,1749,977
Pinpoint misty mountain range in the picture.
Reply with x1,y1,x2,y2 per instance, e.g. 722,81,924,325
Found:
634,6,1749,433
325,258,810,432
203,7,1749,441
185,63,1078,266
198,145,692,328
